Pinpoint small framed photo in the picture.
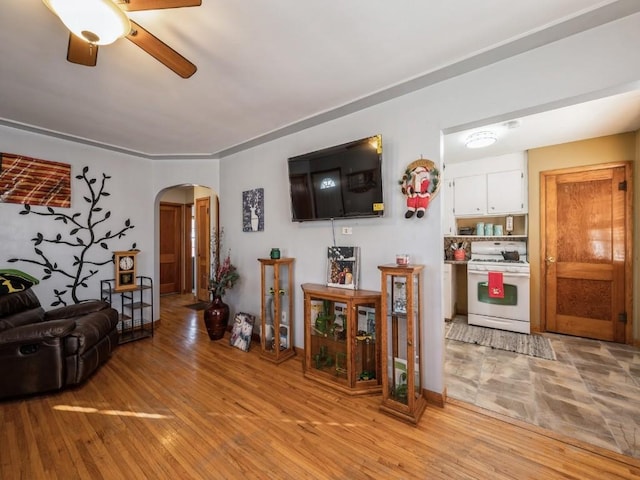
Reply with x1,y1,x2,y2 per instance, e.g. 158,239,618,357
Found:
229,312,256,352
326,246,360,290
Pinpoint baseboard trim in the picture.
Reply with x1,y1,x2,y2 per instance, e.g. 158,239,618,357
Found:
424,388,446,408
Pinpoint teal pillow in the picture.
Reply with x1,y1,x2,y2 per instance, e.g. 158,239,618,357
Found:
0,269,40,296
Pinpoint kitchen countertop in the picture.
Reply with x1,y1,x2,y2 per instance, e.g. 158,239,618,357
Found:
445,260,468,265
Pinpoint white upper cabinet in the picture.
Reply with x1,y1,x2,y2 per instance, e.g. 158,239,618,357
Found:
452,174,486,216
446,152,528,218
486,169,525,214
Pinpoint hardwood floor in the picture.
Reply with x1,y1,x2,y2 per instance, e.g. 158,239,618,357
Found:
2,293,639,479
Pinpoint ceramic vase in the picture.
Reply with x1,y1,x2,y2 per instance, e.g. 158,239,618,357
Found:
204,295,230,340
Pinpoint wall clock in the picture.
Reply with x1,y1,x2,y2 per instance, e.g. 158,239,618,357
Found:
114,250,139,292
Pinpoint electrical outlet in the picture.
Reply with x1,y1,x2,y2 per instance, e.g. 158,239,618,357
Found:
341,227,352,235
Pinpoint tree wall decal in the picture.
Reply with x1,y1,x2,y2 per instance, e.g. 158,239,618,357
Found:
8,166,137,306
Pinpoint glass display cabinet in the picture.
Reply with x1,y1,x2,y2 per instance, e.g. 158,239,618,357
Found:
259,257,295,363
301,283,381,395
378,264,426,424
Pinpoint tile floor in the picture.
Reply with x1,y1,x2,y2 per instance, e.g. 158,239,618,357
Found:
445,316,640,458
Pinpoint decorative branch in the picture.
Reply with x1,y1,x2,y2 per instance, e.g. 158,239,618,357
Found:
8,166,137,306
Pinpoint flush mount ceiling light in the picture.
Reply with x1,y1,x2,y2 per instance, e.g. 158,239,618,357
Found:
464,131,498,149
43,0,131,45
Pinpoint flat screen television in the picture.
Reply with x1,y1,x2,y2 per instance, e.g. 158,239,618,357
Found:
287,135,384,222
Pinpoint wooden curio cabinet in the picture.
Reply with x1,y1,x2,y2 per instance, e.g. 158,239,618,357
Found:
378,264,426,424
301,283,381,395
259,257,295,363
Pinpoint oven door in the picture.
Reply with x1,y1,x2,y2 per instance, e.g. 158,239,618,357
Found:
467,269,530,322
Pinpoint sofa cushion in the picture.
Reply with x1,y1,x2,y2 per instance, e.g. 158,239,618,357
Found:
0,289,45,332
0,319,76,345
0,269,39,296
45,300,112,321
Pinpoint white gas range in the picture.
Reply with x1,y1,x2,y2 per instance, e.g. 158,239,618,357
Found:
467,240,530,334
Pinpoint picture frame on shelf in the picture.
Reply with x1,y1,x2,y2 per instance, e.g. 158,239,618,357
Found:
326,246,360,290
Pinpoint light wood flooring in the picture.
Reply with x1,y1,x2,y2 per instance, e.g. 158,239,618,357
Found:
2,294,639,479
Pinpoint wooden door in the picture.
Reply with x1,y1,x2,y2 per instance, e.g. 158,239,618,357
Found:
184,204,194,294
159,203,182,295
541,162,632,343
195,196,211,302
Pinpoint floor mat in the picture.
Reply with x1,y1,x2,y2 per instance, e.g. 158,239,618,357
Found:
184,302,210,311
445,318,556,360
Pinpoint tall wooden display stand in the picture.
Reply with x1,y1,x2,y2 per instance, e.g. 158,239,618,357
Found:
259,257,295,363
378,264,426,424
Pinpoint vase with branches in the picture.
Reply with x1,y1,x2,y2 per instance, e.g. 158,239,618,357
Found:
204,227,239,340
208,227,239,299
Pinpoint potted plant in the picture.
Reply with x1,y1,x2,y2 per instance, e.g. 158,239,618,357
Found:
204,228,240,340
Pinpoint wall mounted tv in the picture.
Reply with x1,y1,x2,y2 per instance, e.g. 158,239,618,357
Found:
287,135,384,222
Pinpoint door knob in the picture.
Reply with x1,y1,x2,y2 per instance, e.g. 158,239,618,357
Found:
545,256,556,265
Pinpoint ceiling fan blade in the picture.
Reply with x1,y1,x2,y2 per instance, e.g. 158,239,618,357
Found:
67,34,98,66
116,0,201,12
126,21,196,78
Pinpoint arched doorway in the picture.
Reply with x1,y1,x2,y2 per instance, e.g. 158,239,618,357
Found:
157,185,218,301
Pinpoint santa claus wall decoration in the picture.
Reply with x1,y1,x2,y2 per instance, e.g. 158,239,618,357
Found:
399,158,440,219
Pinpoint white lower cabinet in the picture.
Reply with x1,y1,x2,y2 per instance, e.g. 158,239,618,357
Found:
443,263,456,320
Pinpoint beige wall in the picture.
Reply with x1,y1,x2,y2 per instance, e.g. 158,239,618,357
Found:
527,132,638,343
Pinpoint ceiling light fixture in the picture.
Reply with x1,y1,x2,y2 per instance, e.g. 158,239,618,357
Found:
464,131,497,149
43,0,131,45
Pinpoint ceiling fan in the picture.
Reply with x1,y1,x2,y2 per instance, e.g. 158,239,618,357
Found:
42,0,201,78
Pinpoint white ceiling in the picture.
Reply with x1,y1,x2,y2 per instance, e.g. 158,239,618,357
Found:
443,89,640,164
1,0,639,159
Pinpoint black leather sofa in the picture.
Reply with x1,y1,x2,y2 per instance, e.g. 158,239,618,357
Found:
0,288,119,400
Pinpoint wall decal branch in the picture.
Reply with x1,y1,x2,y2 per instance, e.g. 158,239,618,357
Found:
8,166,136,306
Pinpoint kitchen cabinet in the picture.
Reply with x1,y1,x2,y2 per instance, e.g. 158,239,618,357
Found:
443,263,456,320
442,180,456,235
453,174,486,216
487,169,525,214
453,169,526,217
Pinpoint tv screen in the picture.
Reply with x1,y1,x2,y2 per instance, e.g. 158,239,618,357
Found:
287,135,384,222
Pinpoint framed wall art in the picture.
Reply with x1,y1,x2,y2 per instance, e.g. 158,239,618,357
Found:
0,153,71,207
242,188,264,232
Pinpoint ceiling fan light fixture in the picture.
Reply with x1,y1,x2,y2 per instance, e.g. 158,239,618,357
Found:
43,0,131,46
464,131,497,149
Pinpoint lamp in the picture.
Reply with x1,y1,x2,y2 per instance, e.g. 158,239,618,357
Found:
43,0,131,45
464,131,497,149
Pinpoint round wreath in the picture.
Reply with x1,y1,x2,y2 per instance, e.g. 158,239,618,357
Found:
399,158,441,200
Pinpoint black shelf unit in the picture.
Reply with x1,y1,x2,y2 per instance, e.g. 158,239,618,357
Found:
101,276,154,344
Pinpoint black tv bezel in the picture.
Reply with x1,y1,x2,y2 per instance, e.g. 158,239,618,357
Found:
287,135,384,222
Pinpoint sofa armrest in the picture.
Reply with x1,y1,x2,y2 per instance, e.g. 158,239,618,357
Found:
45,300,110,321
0,319,76,345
